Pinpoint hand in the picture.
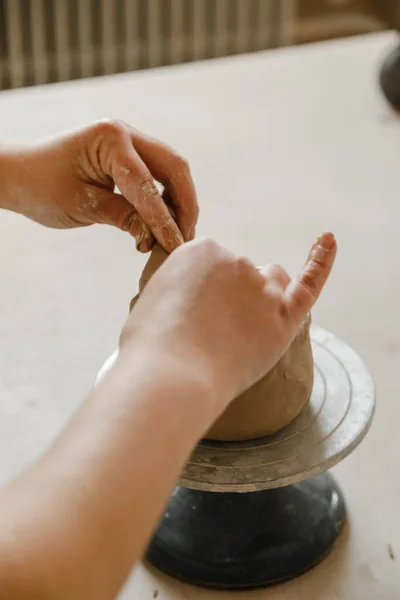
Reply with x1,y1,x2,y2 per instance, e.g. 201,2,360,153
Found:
3,120,198,252
120,233,337,415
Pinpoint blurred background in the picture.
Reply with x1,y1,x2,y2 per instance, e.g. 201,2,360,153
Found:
0,0,399,91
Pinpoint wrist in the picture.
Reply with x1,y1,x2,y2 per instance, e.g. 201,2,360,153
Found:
0,149,21,211
115,337,223,432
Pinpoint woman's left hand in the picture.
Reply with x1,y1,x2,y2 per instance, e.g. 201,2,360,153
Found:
2,120,198,252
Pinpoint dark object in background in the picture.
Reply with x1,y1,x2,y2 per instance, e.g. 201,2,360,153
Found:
379,38,400,110
378,3,400,110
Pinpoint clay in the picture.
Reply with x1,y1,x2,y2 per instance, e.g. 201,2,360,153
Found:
206,314,313,440
130,244,314,441
129,243,169,312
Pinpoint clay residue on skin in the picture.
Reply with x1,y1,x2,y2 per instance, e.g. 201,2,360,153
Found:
77,188,99,212
141,180,159,197
122,212,144,242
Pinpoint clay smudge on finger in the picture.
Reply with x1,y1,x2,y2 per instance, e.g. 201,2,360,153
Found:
76,188,100,212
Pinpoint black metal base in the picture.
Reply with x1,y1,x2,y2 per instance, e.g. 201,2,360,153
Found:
146,472,346,590
380,42,400,110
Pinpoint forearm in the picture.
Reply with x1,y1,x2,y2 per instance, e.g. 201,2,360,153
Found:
0,344,216,599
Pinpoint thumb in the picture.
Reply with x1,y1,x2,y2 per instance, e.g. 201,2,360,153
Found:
284,232,337,324
90,189,155,252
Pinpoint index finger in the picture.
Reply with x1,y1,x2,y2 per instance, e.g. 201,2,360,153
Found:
129,128,199,241
284,232,337,324
112,141,184,253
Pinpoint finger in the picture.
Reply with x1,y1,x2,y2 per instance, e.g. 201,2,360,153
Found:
88,188,155,252
129,128,198,241
162,188,176,219
259,263,291,290
137,233,155,253
284,232,337,324
112,141,184,253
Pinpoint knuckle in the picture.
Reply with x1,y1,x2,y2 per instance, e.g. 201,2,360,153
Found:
157,213,174,229
94,118,126,138
299,273,318,295
269,263,282,273
236,255,249,268
303,255,328,287
279,301,290,320
173,154,191,176
140,178,159,197
310,253,328,269
235,255,254,274
187,237,223,260
198,237,220,253
121,211,140,233
183,237,231,264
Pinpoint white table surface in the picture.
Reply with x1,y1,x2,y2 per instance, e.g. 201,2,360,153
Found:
0,31,399,599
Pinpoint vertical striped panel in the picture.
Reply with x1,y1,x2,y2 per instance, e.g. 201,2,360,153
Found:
255,0,274,51
147,0,162,67
123,0,139,71
279,0,297,46
54,0,71,81
192,0,207,61
214,0,230,57
170,0,185,64
78,0,93,78
4,0,25,88
235,0,250,54
30,0,47,84
0,0,288,89
100,0,117,74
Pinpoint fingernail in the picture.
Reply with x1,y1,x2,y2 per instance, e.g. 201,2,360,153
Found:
317,232,336,249
138,237,155,253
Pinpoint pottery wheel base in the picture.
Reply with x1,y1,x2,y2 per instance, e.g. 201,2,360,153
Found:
146,472,346,590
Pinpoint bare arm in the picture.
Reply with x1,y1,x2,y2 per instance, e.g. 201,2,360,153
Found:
0,234,336,600
0,348,214,599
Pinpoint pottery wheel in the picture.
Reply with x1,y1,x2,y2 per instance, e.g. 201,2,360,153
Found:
179,326,375,493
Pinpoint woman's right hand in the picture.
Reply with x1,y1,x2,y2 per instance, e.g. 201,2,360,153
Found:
120,233,337,417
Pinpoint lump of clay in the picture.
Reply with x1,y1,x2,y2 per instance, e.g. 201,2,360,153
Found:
130,244,314,441
129,243,169,313
206,314,313,440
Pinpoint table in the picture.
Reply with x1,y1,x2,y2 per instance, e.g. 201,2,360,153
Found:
0,31,399,600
